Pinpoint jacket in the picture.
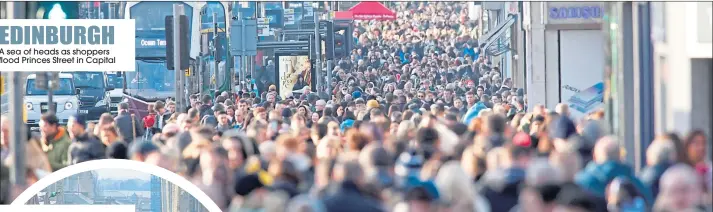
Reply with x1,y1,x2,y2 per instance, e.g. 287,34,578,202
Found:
322,181,385,212
576,161,653,204
639,162,672,198
477,167,526,212
68,133,106,165
199,104,214,119
114,112,145,143
42,128,72,171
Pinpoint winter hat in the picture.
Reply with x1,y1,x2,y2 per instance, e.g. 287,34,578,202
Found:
549,116,577,140
352,91,362,99
366,100,380,109
234,173,271,196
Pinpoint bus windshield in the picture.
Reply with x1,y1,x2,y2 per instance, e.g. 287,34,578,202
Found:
125,60,176,92
26,78,75,96
73,72,105,89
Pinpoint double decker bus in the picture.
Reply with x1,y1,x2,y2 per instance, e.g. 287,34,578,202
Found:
198,2,231,93
122,1,202,117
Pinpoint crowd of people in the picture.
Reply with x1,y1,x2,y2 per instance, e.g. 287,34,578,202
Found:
2,2,713,212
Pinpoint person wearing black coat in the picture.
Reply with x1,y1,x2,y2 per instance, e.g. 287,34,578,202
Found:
321,162,385,212
67,115,106,165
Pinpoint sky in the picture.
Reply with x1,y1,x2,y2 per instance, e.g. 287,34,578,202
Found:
94,169,151,180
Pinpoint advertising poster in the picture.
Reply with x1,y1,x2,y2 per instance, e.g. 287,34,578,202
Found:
257,17,271,37
284,9,295,25
277,55,312,99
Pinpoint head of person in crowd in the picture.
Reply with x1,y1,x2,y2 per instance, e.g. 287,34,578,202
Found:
99,125,122,146
93,112,115,134
518,160,566,212
39,113,64,142
654,164,708,211
107,141,128,159
606,177,648,211
555,103,570,117
166,101,176,113
129,140,159,162
67,115,89,139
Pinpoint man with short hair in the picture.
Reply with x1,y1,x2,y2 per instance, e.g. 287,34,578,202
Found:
555,103,570,117
39,113,71,171
154,100,172,130
166,101,176,114
199,94,214,118
114,103,144,144
67,115,106,165
215,111,232,133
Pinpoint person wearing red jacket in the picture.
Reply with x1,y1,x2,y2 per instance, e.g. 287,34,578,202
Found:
142,104,158,140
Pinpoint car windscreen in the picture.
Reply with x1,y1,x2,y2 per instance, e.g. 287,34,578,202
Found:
26,78,75,96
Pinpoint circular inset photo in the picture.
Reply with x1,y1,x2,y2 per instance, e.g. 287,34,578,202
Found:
12,160,221,212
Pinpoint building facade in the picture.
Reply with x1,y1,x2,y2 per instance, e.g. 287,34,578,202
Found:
604,2,712,170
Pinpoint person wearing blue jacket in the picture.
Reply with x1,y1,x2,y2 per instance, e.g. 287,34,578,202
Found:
462,101,488,125
575,136,654,206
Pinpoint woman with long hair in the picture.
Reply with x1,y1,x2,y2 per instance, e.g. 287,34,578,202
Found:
683,130,712,197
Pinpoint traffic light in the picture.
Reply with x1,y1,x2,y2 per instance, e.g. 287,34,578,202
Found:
334,34,346,59
165,15,190,70
37,2,79,19
333,20,353,59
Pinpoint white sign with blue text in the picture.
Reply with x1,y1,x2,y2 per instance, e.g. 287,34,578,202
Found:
0,19,135,72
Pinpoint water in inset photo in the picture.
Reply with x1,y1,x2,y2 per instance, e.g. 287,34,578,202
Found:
24,169,208,212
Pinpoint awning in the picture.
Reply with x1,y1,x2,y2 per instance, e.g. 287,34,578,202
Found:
479,14,517,56
333,11,354,20
347,2,396,21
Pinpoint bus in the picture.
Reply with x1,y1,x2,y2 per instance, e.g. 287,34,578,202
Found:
123,1,203,118
198,2,231,93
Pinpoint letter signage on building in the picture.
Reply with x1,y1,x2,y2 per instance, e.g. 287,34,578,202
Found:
549,6,602,20
545,2,604,25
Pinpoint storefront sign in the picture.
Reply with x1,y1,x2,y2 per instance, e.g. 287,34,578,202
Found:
545,2,604,25
549,6,602,20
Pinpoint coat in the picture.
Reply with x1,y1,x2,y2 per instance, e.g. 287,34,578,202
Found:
42,128,72,171
322,181,385,212
639,162,673,198
68,133,106,165
575,161,654,204
114,112,145,143
477,167,526,212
